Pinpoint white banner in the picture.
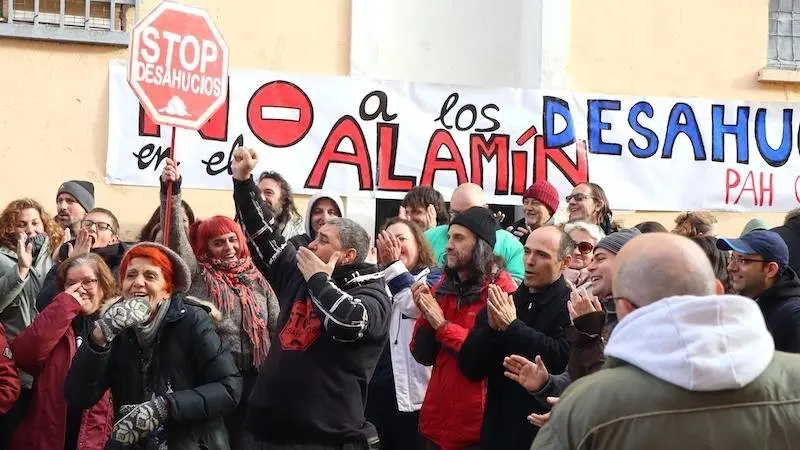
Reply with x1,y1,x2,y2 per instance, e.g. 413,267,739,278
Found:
107,60,800,211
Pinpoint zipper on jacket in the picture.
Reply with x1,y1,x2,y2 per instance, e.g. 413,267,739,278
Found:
393,313,402,345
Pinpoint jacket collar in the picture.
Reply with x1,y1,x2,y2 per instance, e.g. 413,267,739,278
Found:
515,275,568,306
332,262,383,287
756,267,800,311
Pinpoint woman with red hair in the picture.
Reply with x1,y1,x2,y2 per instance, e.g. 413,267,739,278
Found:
160,158,279,449
64,241,241,449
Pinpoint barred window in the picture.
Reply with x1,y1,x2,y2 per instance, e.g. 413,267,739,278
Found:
768,0,800,70
0,0,138,46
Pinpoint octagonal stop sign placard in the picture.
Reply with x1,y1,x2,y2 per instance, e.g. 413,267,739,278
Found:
128,1,229,130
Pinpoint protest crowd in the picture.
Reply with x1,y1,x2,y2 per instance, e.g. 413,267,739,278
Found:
0,146,797,450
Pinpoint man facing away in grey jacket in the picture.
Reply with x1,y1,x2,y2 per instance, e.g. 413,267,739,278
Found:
531,233,800,450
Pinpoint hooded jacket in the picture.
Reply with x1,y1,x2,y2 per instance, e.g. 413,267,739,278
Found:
459,276,570,450
233,176,391,445
755,267,800,353
64,242,242,450
532,295,800,450
288,191,344,249
410,269,516,450
773,216,800,273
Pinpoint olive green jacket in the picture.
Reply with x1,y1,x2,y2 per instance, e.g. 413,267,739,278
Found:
532,294,800,450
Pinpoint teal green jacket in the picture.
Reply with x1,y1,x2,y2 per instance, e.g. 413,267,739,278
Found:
424,225,524,284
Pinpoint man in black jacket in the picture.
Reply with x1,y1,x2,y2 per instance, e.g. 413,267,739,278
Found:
718,230,800,352
230,148,390,450
772,208,800,273
458,225,573,450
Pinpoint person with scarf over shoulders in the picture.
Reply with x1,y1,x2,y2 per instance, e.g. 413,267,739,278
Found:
230,147,390,450
159,158,279,449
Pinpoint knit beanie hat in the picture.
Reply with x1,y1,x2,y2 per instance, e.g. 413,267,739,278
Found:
450,206,497,248
57,180,95,212
596,228,641,255
523,180,560,215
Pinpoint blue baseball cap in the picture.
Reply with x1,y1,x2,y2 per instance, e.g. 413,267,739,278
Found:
716,230,789,267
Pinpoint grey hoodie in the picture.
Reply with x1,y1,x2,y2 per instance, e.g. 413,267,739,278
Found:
289,191,345,248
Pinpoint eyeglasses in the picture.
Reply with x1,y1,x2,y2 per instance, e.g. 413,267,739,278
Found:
81,220,114,232
729,255,769,266
565,193,595,203
67,278,98,290
576,241,594,254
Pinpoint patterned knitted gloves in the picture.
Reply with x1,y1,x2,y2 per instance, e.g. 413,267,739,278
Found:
110,397,169,445
95,297,151,344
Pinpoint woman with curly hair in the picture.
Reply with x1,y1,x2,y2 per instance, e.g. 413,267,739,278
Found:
0,198,62,446
0,199,62,342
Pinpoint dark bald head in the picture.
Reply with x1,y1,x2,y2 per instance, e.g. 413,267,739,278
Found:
612,233,717,311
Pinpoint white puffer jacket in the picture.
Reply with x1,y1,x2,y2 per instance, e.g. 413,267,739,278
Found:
383,261,441,412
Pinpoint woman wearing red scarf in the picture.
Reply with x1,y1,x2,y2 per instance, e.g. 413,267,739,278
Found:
159,158,279,449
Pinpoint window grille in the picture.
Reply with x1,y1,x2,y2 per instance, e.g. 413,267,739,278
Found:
0,0,138,46
768,0,800,70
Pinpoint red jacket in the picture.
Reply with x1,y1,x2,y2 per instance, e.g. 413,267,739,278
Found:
9,292,113,450
410,270,516,450
0,323,20,413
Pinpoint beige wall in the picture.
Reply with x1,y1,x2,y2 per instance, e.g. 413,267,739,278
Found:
569,0,795,235
1,0,794,240
0,0,349,240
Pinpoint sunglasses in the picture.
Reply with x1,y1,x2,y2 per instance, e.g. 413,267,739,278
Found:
576,241,594,254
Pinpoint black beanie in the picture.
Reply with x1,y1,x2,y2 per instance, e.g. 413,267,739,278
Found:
450,206,497,248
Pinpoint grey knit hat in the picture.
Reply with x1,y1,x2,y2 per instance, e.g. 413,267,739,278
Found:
595,228,642,255
121,241,192,294
57,180,95,212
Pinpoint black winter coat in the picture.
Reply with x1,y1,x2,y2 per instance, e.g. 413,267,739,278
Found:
458,276,571,450
773,217,800,274
757,268,800,353
64,295,242,450
233,176,391,445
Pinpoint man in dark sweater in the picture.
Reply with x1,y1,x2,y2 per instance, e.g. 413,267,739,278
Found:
230,148,390,450
718,230,800,353
458,225,573,450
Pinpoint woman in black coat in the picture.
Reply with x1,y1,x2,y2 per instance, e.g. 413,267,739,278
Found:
64,242,242,449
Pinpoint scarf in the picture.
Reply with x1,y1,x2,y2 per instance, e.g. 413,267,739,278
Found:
198,256,270,368
135,298,172,349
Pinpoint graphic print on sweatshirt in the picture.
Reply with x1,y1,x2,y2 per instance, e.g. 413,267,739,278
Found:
280,298,322,351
